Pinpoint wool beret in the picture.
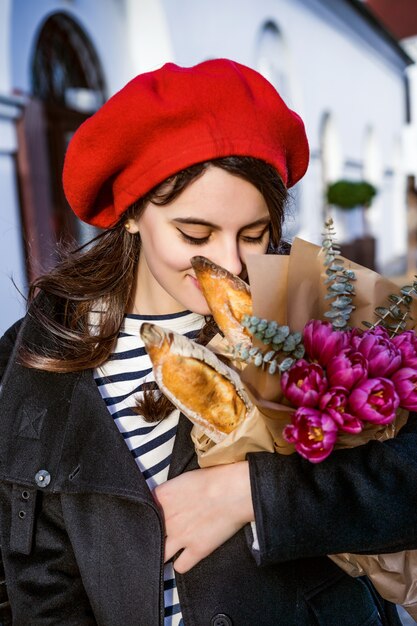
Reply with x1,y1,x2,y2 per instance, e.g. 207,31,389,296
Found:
63,58,309,228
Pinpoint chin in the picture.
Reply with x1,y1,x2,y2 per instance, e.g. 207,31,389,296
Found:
181,293,212,317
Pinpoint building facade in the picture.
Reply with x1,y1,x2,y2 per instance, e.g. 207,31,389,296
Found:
0,0,413,333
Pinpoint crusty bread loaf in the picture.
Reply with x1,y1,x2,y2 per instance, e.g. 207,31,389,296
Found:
191,256,252,347
140,323,252,442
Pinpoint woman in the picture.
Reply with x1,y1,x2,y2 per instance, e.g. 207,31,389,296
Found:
0,59,415,625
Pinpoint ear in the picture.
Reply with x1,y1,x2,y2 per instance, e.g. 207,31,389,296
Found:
125,218,140,234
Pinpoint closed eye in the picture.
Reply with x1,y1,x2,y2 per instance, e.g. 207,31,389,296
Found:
177,226,269,246
177,230,210,245
241,226,270,244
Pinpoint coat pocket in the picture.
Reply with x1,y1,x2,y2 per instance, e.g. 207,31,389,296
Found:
304,575,381,626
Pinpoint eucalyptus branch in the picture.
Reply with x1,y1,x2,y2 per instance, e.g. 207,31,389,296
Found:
232,315,305,374
362,278,417,336
322,218,356,330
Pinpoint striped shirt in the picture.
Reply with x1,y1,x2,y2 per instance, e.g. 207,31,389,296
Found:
93,310,205,626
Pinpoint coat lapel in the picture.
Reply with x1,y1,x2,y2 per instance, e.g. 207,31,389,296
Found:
168,414,199,479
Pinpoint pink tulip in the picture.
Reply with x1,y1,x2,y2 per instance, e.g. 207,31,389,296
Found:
319,388,363,434
391,367,417,411
303,320,350,367
392,331,417,369
283,407,338,463
326,351,368,390
281,359,328,407
350,329,401,377
348,378,400,424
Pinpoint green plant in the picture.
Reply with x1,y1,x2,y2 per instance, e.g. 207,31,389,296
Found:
322,218,356,330
233,316,305,374
326,180,377,210
362,278,417,336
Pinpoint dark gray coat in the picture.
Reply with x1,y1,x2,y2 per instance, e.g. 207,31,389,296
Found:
0,304,415,625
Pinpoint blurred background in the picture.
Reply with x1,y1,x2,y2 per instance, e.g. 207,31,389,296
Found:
1,0,417,338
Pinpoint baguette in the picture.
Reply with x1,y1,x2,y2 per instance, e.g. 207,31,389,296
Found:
140,323,252,442
191,256,252,347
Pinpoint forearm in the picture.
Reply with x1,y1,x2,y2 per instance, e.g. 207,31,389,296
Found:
247,412,417,566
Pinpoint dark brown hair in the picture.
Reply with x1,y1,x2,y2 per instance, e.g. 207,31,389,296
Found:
19,157,288,402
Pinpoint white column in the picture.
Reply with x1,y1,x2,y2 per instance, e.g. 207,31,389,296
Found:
125,0,175,74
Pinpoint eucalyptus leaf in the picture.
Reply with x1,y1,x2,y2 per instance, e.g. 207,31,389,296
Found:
279,357,294,372
333,318,348,328
292,332,302,344
257,319,268,331
254,353,263,367
330,283,350,293
324,310,342,319
332,296,353,308
388,295,400,303
239,348,249,360
265,322,279,338
268,361,278,375
283,336,296,352
293,345,305,359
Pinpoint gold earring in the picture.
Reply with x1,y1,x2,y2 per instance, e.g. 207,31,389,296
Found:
125,222,131,230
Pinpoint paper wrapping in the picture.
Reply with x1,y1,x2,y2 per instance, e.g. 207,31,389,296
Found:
150,240,417,615
243,239,417,618
328,552,417,619
191,406,275,467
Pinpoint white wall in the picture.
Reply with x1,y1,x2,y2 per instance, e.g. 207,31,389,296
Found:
162,0,408,266
1,0,410,335
0,0,27,335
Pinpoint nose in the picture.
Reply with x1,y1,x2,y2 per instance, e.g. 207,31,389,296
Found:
209,241,243,277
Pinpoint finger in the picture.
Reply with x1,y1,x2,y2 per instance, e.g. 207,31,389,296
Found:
164,536,184,563
173,548,203,574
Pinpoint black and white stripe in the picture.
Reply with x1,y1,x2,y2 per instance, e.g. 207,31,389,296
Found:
94,310,205,626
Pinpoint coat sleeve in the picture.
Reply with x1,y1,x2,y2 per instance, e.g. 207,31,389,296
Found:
0,484,97,625
246,411,417,566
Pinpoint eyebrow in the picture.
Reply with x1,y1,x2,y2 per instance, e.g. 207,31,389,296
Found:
172,217,271,230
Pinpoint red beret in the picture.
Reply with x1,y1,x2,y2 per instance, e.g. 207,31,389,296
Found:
63,58,309,228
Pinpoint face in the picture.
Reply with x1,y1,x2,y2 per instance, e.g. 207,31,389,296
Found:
127,166,272,315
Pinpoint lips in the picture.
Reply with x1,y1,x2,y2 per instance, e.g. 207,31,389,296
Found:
188,275,202,292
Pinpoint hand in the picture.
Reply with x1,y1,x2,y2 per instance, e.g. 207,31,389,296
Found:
153,461,254,573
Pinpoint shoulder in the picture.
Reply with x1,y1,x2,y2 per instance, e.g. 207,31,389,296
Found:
0,318,24,384
0,291,63,384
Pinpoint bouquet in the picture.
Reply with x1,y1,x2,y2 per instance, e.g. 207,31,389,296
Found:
140,219,417,618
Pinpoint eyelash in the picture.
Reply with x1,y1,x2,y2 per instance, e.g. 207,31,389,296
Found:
178,230,268,246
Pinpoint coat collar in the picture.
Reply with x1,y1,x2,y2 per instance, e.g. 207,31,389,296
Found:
53,368,199,499
0,301,198,500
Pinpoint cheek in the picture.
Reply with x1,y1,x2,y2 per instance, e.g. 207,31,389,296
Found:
140,230,193,274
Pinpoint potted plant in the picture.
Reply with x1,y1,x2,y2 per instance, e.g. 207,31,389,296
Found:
326,179,378,269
